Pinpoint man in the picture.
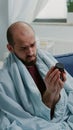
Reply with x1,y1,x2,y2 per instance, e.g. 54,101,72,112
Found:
0,21,73,130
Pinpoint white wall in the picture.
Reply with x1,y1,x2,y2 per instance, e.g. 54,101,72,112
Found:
0,0,8,61
32,22,73,55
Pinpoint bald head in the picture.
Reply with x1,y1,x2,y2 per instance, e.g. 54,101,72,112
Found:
7,21,35,46
7,21,37,66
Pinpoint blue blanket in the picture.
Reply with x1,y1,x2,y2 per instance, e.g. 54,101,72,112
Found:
0,49,73,130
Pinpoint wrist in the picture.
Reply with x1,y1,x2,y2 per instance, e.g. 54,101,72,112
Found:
54,94,61,104
42,90,55,108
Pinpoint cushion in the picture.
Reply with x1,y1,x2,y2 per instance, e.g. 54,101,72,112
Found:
55,53,73,77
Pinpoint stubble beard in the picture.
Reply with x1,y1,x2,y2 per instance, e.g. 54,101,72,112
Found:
22,56,37,66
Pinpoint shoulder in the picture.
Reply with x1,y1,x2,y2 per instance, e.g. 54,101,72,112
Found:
37,49,57,63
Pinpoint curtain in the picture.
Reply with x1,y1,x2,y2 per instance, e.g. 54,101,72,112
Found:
8,0,48,25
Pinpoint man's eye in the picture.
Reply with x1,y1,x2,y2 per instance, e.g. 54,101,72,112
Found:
20,48,26,51
31,43,35,47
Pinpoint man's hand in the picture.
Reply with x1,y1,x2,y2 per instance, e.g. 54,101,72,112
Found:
42,66,66,108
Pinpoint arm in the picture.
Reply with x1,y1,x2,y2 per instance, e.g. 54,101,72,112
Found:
42,66,66,117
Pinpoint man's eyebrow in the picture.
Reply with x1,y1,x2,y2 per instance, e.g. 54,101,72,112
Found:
14,45,27,48
15,41,36,48
20,46,28,48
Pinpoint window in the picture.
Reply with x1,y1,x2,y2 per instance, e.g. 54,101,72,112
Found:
67,0,73,12
33,0,67,23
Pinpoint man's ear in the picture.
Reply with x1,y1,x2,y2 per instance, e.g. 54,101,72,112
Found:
7,44,14,52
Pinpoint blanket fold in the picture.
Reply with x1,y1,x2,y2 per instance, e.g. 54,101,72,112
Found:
0,49,73,130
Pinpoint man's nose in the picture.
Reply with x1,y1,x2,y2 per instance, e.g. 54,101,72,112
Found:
27,47,33,55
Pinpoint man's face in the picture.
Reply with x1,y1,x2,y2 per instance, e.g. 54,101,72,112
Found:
9,27,37,66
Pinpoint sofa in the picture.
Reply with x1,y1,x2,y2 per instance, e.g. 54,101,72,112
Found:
55,53,73,77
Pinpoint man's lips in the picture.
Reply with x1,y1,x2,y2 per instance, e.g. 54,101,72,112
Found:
26,55,36,60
